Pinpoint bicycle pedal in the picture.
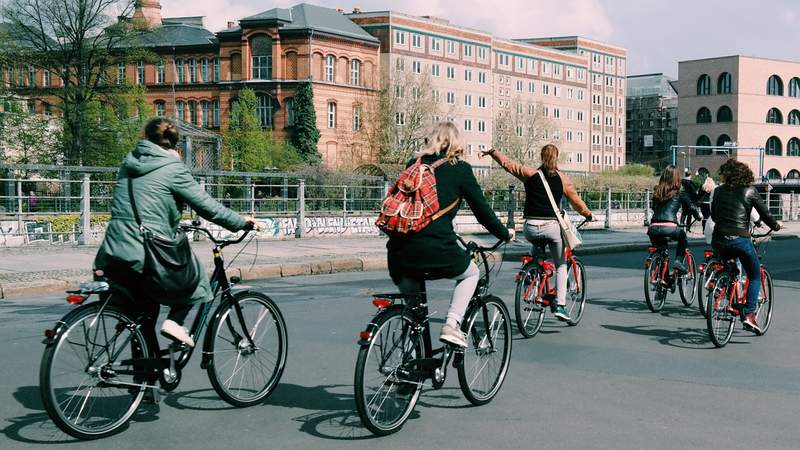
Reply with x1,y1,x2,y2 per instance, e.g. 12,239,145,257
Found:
524,305,544,312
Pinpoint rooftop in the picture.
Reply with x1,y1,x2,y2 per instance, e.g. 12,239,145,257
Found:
129,20,217,48
627,73,677,98
233,3,378,43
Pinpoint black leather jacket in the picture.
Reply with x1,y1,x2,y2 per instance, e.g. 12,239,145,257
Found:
711,185,779,237
651,191,701,224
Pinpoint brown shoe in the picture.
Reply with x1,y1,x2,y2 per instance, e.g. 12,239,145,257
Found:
742,314,762,335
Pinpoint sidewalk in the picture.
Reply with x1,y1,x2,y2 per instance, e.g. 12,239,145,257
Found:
2,224,798,299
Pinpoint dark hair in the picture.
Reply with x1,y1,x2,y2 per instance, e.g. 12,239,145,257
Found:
144,117,179,149
718,158,754,187
654,165,681,202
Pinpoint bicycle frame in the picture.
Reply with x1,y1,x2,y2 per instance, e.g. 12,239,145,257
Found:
517,220,586,305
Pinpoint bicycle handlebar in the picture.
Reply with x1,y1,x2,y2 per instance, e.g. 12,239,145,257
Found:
180,221,254,247
456,235,506,253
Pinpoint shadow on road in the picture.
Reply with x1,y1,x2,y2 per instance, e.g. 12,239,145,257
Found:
587,297,653,314
600,324,714,349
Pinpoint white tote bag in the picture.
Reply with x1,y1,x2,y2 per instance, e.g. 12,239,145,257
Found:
703,189,715,244
538,171,582,249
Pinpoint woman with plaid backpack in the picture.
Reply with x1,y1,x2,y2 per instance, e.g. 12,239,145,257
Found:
386,122,514,348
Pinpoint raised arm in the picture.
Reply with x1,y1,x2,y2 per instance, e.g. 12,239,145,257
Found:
486,148,536,182
170,165,247,231
559,173,592,218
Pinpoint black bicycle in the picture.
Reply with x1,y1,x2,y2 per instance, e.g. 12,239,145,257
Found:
39,223,288,440
354,237,513,436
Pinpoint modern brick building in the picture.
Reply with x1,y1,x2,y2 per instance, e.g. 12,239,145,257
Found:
677,55,800,180
625,73,678,170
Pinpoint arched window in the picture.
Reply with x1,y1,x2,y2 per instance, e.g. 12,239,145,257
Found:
176,100,185,122
789,110,800,125
325,55,335,82
696,135,712,155
696,107,712,123
200,100,210,127
788,138,800,156
787,169,800,179
766,107,783,124
154,100,166,117
188,100,197,125
789,77,800,97
255,93,274,129
767,75,783,96
350,59,361,86
717,106,733,122
717,72,732,94
250,35,273,80
230,53,242,81
766,136,782,155
285,97,295,127
717,134,732,147
766,169,782,180
696,74,711,96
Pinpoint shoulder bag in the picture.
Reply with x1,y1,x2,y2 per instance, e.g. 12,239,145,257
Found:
538,170,582,249
128,173,201,300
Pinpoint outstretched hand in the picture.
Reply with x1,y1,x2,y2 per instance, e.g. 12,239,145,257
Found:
242,216,261,231
479,148,496,158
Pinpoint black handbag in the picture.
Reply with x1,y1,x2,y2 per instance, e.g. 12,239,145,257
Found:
128,173,201,300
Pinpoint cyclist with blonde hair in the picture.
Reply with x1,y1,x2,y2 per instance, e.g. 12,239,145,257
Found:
387,122,513,347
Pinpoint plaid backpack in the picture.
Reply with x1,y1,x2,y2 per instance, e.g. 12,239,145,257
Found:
376,158,459,235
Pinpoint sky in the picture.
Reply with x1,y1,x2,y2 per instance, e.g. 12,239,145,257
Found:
159,0,800,78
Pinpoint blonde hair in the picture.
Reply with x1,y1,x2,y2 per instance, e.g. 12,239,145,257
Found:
541,144,559,176
418,122,464,162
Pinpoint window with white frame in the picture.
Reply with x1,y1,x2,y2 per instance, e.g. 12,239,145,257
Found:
554,86,560,97
566,130,573,142
395,85,404,98
516,80,523,91
431,38,441,51
447,40,455,54
592,114,600,124
577,132,583,143
567,88,573,99
412,33,422,48
464,119,472,131
136,61,145,85
528,103,535,115
554,64,561,76
464,44,473,57
213,58,220,82
446,91,455,104
118,61,127,84
351,59,361,85
516,125,523,137
478,71,487,83
498,53,509,66
395,31,406,45
478,120,486,132
353,104,362,131
517,57,524,70
155,101,165,117
412,60,421,74
464,94,472,107
576,152,583,162
577,111,584,121
327,102,337,128
592,94,600,105
201,59,209,82
395,111,405,125
431,63,440,77
553,108,560,119
156,60,165,84
325,55,335,82
543,84,550,95
541,61,550,74
465,69,472,81
592,73,600,85
189,59,197,83
478,47,486,59
543,106,549,117
478,96,487,108
286,97,295,126
577,90,584,101
395,57,405,71
567,109,573,120
446,66,455,79
577,69,585,80
516,102,523,114
432,90,440,102
528,81,535,93
567,67,574,78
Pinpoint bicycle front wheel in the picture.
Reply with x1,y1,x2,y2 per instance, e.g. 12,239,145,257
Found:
354,307,424,436
514,265,545,338
458,297,512,405
40,303,150,440
756,267,774,335
644,255,666,312
207,292,288,407
566,259,587,326
697,262,718,319
678,252,698,307
706,273,735,348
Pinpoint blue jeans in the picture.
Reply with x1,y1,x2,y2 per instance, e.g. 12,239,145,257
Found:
711,235,760,314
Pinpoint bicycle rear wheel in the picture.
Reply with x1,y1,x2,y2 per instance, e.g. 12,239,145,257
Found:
644,254,667,312
354,307,424,436
514,266,545,338
566,259,587,326
755,268,774,335
458,297,512,405
706,273,735,348
40,303,150,440
678,252,698,306
697,262,718,319
207,292,288,407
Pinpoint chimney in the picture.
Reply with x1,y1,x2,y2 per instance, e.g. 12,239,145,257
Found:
132,0,162,28
227,21,235,29
352,7,361,13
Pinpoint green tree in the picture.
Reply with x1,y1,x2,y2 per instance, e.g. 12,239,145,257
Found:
79,85,150,166
290,82,321,164
225,88,271,172
0,108,61,167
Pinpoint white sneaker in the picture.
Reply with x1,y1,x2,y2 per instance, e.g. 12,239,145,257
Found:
439,324,467,348
160,320,195,347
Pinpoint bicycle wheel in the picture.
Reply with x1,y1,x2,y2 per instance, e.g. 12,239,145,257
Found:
458,297,513,405
207,291,288,407
514,265,545,338
706,273,735,348
40,303,150,440
697,262,718,319
678,252,698,307
644,254,667,312
755,267,774,335
354,307,424,436
565,259,587,326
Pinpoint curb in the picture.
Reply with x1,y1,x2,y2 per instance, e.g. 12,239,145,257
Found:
2,236,795,300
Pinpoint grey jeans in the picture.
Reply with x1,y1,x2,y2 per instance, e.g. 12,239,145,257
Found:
523,219,567,306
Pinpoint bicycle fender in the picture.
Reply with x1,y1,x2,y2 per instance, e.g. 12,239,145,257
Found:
358,305,407,346
42,300,103,345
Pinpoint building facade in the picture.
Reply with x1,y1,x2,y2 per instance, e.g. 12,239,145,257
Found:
625,73,677,170
677,55,800,180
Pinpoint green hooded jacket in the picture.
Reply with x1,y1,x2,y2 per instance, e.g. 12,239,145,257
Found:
94,139,247,305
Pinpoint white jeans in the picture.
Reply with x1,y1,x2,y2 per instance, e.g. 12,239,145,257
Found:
396,262,481,329
523,219,568,306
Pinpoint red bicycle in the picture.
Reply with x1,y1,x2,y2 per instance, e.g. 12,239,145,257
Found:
643,242,697,312
514,219,588,338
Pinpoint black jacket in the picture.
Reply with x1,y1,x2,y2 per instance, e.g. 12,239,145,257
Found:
387,155,510,282
711,185,779,237
651,190,701,224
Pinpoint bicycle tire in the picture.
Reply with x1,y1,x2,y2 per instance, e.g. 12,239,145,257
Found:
566,259,587,326
697,262,718,319
644,254,666,312
678,251,698,307
458,296,512,405
40,303,150,440
756,267,774,335
207,291,288,407
514,264,545,338
354,306,424,436
706,273,735,348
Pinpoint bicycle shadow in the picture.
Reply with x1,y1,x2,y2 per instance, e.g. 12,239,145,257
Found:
588,297,654,314
600,324,715,349
2,385,159,445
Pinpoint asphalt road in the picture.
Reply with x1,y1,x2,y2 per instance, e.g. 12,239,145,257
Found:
2,239,799,449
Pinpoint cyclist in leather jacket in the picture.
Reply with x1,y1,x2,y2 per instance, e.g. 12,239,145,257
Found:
710,159,781,334
648,165,701,273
